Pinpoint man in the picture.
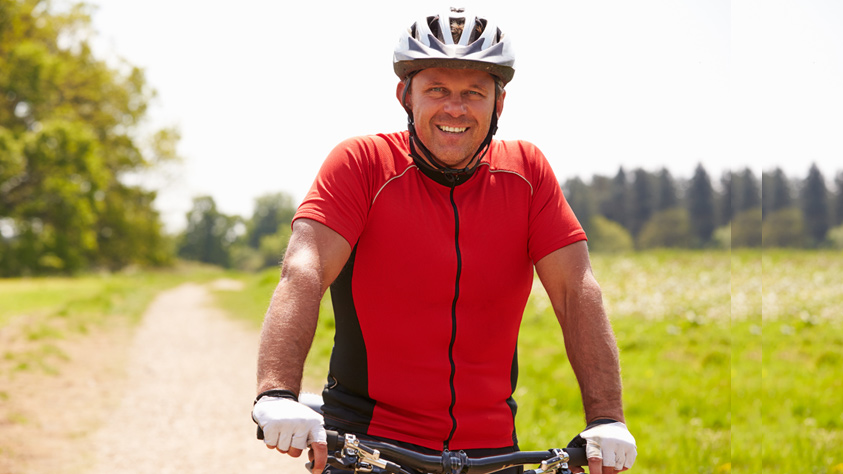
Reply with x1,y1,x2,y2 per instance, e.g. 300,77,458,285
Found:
253,8,636,474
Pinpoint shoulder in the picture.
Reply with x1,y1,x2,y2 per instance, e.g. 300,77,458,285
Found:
331,131,409,158
327,132,411,171
486,139,554,182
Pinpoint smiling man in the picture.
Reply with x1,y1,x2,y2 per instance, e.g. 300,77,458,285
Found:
253,8,637,474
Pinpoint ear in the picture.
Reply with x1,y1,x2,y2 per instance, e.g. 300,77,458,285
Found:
496,89,506,118
396,81,410,109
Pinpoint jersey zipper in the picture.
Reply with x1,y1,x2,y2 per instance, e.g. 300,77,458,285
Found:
444,178,461,451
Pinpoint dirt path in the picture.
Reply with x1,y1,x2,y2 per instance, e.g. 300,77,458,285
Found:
86,282,309,473
0,282,312,473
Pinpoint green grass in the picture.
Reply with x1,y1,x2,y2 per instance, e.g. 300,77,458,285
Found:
212,249,843,473
760,250,843,474
732,250,762,474
517,251,732,474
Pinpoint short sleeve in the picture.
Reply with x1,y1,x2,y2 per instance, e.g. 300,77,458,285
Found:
526,146,587,263
293,137,377,247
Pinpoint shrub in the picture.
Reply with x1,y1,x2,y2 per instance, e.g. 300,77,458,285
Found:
826,225,843,249
732,208,762,248
762,208,805,248
587,215,634,253
637,208,693,249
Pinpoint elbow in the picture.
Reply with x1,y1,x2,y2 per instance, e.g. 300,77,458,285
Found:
556,273,606,326
279,249,323,293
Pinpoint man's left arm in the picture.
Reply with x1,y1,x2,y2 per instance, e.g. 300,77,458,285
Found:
534,241,636,472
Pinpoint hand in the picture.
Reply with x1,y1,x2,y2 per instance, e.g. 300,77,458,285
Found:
570,422,636,473
252,397,328,472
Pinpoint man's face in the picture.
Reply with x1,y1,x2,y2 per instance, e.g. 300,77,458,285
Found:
398,68,505,169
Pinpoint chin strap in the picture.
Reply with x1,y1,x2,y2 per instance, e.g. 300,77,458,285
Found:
402,73,499,183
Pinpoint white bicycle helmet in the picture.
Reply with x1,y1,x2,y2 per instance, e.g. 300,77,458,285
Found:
393,8,515,85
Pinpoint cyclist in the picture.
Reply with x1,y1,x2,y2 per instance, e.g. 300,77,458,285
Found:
253,8,637,474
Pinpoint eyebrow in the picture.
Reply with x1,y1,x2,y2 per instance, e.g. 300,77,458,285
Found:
424,81,490,92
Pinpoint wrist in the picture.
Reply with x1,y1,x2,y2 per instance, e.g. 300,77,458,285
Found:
254,389,298,404
585,418,621,428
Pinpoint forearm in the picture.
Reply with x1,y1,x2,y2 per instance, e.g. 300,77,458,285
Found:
557,274,625,424
256,266,323,395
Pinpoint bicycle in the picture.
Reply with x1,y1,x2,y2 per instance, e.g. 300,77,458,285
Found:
258,393,587,474
317,429,587,474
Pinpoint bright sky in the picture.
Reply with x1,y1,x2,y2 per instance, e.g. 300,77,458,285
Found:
85,0,842,231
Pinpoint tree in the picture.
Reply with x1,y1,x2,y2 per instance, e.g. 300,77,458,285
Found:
736,168,761,213
629,168,655,238
761,171,773,220
833,172,843,228
655,168,679,212
719,171,732,227
732,208,762,248
686,164,716,246
600,167,629,232
247,192,296,249
762,208,804,248
763,168,793,218
563,177,596,236
800,163,829,246
178,196,240,267
0,0,177,274
637,208,692,249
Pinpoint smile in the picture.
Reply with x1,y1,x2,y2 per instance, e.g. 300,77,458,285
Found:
438,125,468,134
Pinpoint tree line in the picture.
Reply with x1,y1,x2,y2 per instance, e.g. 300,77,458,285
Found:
174,162,843,272
175,193,295,272
564,163,843,251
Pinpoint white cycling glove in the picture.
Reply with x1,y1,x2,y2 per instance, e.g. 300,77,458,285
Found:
252,396,327,451
576,421,637,471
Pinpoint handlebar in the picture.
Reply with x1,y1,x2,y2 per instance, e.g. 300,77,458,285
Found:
323,430,587,474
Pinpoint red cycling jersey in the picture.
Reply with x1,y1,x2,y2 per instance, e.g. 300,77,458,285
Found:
293,131,585,451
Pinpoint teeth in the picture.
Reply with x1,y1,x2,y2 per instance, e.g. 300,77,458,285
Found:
439,126,467,133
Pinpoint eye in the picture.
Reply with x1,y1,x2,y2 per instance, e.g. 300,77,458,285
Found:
426,87,449,99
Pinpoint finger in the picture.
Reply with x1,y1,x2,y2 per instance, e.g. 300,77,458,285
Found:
262,426,281,449
310,441,328,474
602,449,616,470
588,457,603,474
291,431,309,451
612,451,626,471
275,430,293,452
287,446,303,458
570,467,585,473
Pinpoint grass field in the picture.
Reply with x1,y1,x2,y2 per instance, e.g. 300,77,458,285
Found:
3,250,840,473
215,249,843,473
759,250,843,474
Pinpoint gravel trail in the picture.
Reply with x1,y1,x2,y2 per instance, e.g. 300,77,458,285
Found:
86,282,310,474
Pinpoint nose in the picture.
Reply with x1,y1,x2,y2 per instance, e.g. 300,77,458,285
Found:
443,95,468,117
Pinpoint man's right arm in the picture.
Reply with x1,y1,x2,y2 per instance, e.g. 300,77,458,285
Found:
254,218,351,471
257,218,351,395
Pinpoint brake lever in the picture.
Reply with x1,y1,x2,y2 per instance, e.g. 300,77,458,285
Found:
523,448,572,474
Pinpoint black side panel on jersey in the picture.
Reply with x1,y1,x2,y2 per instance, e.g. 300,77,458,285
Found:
322,246,376,432
507,348,519,446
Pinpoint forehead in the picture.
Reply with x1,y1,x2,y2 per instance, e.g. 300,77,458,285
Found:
414,68,496,88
